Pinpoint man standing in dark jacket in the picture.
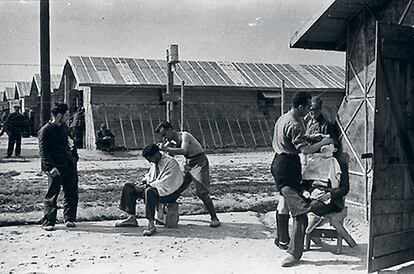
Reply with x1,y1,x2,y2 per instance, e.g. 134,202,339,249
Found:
4,105,25,158
38,103,79,231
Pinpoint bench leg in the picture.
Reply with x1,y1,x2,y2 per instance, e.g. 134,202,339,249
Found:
304,234,311,251
330,219,357,248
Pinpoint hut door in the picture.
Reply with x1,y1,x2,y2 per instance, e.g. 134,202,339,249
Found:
368,22,414,273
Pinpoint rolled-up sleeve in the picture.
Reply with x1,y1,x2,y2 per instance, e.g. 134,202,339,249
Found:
290,124,308,150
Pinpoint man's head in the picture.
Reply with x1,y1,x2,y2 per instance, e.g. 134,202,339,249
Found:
13,105,20,113
155,121,175,141
142,143,162,163
291,92,311,117
51,103,69,125
310,96,323,120
100,123,107,130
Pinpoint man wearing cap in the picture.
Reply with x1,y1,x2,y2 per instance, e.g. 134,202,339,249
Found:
38,103,79,231
4,105,25,158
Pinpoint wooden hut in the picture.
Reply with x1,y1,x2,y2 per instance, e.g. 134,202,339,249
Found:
29,74,61,131
290,0,414,272
59,56,344,150
16,81,33,111
3,87,20,109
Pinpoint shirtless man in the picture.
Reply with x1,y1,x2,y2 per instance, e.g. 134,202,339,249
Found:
155,121,220,227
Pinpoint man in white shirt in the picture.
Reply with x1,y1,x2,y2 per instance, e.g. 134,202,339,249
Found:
115,143,189,236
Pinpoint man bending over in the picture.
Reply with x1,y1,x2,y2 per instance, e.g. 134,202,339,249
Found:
155,121,220,228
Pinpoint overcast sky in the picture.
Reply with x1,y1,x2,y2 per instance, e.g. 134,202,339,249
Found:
0,0,343,91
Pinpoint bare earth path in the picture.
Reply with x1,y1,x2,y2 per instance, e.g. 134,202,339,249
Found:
0,136,368,273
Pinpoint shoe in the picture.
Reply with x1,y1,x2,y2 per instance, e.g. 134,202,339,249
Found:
281,254,300,267
43,225,54,231
210,219,221,228
65,221,77,228
274,237,289,250
4,155,11,159
306,213,323,234
142,226,156,236
115,218,138,227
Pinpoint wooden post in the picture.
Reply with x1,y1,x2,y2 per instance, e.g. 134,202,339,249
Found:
258,118,268,146
149,111,156,142
180,81,184,131
236,118,247,147
197,116,207,148
104,106,109,129
129,110,138,148
139,113,146,147
214,119,223,147
247,115,257,147
40,0,51,126
280,79,285,115
225,113,236,147
206,114,217,147
119,113,127,148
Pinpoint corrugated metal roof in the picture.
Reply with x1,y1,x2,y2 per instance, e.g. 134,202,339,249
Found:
290,0,388,51
16,81,32,97
67,56,345,90
4,87,16,100
33,74,62,95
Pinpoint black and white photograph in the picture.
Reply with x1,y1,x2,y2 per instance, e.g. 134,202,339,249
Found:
0,0,414,273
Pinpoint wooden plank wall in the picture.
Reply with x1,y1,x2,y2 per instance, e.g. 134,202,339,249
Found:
88,86,277,149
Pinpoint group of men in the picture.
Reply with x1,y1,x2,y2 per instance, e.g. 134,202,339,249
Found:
271,92,348,267
1,105,36,158
37,94,347,267
38,104,220,235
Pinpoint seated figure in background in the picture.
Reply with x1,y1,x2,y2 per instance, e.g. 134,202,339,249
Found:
96,123,115,151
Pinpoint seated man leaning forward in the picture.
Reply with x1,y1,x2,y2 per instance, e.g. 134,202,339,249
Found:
301,144,349,233
115,143,187,236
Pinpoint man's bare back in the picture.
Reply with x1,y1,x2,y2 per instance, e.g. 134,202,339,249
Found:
179,132,204,158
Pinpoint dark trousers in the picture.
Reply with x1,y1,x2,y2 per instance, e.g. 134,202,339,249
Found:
42,163,78,226
7,133,22,156
281,186,312,260
119,183,182,221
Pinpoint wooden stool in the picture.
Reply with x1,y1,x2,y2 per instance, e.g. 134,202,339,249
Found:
156,202,179,228
304,207,357,254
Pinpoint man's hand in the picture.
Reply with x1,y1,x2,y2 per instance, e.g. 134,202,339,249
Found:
302,190,311,199
320,137,334,146
48,167,60,177
157,142,168,151
316,192,331,202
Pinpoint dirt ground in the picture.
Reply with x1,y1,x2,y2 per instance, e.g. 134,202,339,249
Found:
0,136,369,273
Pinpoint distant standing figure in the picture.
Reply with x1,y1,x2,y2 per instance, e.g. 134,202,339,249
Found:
69,107,85,148
38,103,79,231
96,123,115,151
155,121,221,228
28,108,36,136
4,105,25,158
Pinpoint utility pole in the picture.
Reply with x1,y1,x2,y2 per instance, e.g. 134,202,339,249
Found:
166,44,179,123
40,0,51,126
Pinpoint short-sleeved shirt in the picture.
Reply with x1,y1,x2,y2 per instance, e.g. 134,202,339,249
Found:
272,111,308,154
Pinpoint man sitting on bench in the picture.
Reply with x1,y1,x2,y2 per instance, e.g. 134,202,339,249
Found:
301,144,350,233
115,143,189,236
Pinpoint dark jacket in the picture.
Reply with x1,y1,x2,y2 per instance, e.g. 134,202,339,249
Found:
38,122,77,171
4,112,25,135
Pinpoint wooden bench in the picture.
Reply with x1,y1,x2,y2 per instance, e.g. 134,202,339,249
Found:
304,207,357,254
